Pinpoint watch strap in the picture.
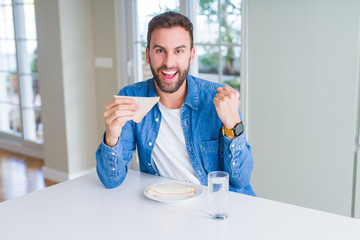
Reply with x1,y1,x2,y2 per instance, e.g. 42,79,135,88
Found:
222,125,235,137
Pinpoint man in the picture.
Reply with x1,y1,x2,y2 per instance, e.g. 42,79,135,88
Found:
96,12,255,196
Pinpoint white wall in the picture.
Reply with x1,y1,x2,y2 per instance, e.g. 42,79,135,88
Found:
59,0,98,175
92,0,120,141
36,0,99,181
246,0,360,217
35,0,69,176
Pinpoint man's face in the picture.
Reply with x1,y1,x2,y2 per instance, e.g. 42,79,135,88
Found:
146,26,195,93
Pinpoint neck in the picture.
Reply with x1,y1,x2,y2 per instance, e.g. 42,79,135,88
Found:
155,81,187,109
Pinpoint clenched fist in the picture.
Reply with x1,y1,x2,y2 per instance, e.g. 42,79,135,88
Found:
213,86,241,138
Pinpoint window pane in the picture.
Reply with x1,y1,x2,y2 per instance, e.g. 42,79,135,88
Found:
0,0,12,5
14,0,36,40
197,45,219,75
0,102,21,135
138,42,152,81
0,0,41,143
221,45,240,76
14,0,34,4
22,106,41,142
21,73,40,142
21,74,40,107
8,72,19,102
0,71,19,103
0,40,16,71
195,0,219,44
220,0,241,45
17,40,37,74
136,0,179,43
0,5,15,39
221,45,240,90
34,107,42,142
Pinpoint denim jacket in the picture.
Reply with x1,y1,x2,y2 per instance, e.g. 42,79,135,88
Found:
96,75,255,196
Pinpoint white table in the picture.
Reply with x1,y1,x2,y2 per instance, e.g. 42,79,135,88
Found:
0,169,359,240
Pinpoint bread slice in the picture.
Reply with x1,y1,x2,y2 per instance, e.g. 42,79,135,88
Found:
114,95,160,123
147,182,196,198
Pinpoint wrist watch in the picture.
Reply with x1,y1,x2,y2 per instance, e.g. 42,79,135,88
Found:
222,122,244,137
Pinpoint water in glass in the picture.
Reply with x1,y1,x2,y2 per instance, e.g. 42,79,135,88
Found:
208,171,229,220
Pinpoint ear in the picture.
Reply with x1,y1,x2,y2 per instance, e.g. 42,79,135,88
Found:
189,46,195,64
146,47,150,64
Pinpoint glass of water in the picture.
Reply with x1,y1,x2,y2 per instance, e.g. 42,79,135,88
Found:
208,171,229,220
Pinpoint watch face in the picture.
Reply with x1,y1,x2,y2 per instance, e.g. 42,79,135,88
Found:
234,122,244,136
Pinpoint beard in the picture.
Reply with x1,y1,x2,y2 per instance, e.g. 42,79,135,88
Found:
149,57,191,94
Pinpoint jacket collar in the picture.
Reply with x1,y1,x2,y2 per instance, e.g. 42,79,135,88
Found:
148,79,157,97
183,75,199,110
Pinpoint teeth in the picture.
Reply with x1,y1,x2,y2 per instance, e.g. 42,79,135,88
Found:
162,70,177,75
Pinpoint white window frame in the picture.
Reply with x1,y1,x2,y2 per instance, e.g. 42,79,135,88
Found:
0,0,43,158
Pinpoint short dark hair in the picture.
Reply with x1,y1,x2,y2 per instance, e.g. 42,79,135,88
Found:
147,11,194,49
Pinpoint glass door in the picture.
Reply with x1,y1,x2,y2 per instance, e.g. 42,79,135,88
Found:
0,0,42,144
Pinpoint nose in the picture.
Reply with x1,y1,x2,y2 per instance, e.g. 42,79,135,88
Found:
163,52,175,68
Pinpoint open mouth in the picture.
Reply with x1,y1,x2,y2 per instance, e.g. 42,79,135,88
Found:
161,70,178,82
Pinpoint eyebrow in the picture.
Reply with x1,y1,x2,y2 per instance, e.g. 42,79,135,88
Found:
152,44,187,50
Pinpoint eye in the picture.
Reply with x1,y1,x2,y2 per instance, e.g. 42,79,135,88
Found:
155,49,165,54
175,49,184,54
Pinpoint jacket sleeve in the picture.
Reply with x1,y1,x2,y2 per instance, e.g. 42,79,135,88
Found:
95,120,136,189
221,131,256,196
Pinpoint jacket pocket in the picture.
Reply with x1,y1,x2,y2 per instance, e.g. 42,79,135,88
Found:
199,139,220,173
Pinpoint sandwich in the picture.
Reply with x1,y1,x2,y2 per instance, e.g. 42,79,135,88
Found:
147,182,196,198
114,95,160,123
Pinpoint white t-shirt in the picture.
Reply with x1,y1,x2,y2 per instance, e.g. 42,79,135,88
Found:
151,103,200,185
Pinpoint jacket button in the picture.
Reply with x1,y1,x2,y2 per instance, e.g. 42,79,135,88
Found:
148,142,152,146
155,118,159,122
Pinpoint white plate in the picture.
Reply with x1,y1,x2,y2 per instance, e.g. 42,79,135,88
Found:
144,181,204,203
